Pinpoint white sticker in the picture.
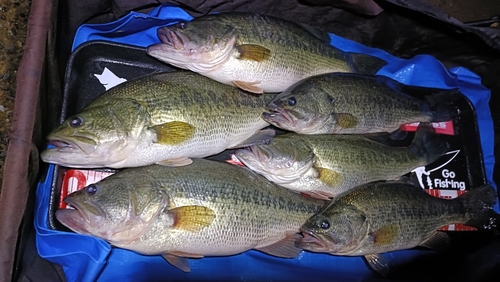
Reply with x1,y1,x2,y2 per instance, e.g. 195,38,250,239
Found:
94,67,128,90
412,150,461,189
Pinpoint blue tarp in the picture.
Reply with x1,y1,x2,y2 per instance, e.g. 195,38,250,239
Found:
35,4,497,282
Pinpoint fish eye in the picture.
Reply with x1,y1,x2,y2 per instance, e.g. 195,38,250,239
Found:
69,116,84,128
288,97,297,106
86,184,99,196
320,219,330,230
178,22,186,29
327,95,335,103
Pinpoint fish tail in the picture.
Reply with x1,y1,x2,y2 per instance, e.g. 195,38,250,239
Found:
346,53,387,75
459,184,500,230
410,122,450,164
424,89,461,122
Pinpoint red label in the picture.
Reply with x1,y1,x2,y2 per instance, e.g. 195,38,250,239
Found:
400,121,455,135
59,169,115,209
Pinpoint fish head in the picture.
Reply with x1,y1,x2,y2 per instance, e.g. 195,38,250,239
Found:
262,80,337,134
40,99,148,168
235,134,315,185
55,172,170,245
298,202,368,255
147,20,237,73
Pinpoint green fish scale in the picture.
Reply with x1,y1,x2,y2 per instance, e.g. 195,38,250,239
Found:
203,13,351,75
323,75,430,129
115,160,325,256
307,135,426,183
332,182,466,255
92,72,273,145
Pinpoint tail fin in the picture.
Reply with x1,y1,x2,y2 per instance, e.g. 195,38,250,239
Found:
425,89,462,122
410,122,450,164
347,53,387,75
459,185,500,230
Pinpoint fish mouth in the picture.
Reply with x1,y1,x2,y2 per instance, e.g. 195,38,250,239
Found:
262,103,296,128
65,196,106,219
156,26,189,50
45,134,97,155
297,230,332,253
247,145,271,162
55,196,103,236
235,145,271,168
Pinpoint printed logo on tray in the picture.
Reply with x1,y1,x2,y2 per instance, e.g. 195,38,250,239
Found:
411,148,476,231
412,150,464,190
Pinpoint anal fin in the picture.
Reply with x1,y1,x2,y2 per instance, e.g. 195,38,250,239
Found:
418,231,450,252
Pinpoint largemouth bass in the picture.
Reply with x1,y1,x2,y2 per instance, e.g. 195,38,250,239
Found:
55,159,326,272
263,73,457,134
235,124,449,199
40,71,276,168
298,182,499,275
147,12,386,94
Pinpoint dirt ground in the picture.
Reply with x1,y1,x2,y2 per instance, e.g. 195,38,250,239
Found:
0,0,30,193
0,0,498,192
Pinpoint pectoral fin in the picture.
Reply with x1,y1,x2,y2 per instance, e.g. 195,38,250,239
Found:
369,224,399,246
170,206,216,232
334,113,358,129
364,253,390,277
152,121,195,145
236,44,271,62
228,128,275,149
419,231,450,252
232,80,263,94
316,167,343,188
256,233,303,258
163,254,191,272
156,157,193,167
304,190,335,200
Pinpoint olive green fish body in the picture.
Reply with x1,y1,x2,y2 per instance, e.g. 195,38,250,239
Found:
236,126,448,199
55,159,325,270
147,13,386,93
264,73,455,134
40,72,276,168
299,182,499,256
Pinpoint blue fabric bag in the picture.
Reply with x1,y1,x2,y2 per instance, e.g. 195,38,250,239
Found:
35,4,497,282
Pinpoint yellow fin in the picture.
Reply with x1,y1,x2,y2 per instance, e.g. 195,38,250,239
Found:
232,80,263,94
236,44,271,62
170,205,215,232
163,254,190,272
256,233,303,258
369,224,399,246
152,121,195,145
156,157,193,167
335,113,359,129
316,167,343,188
